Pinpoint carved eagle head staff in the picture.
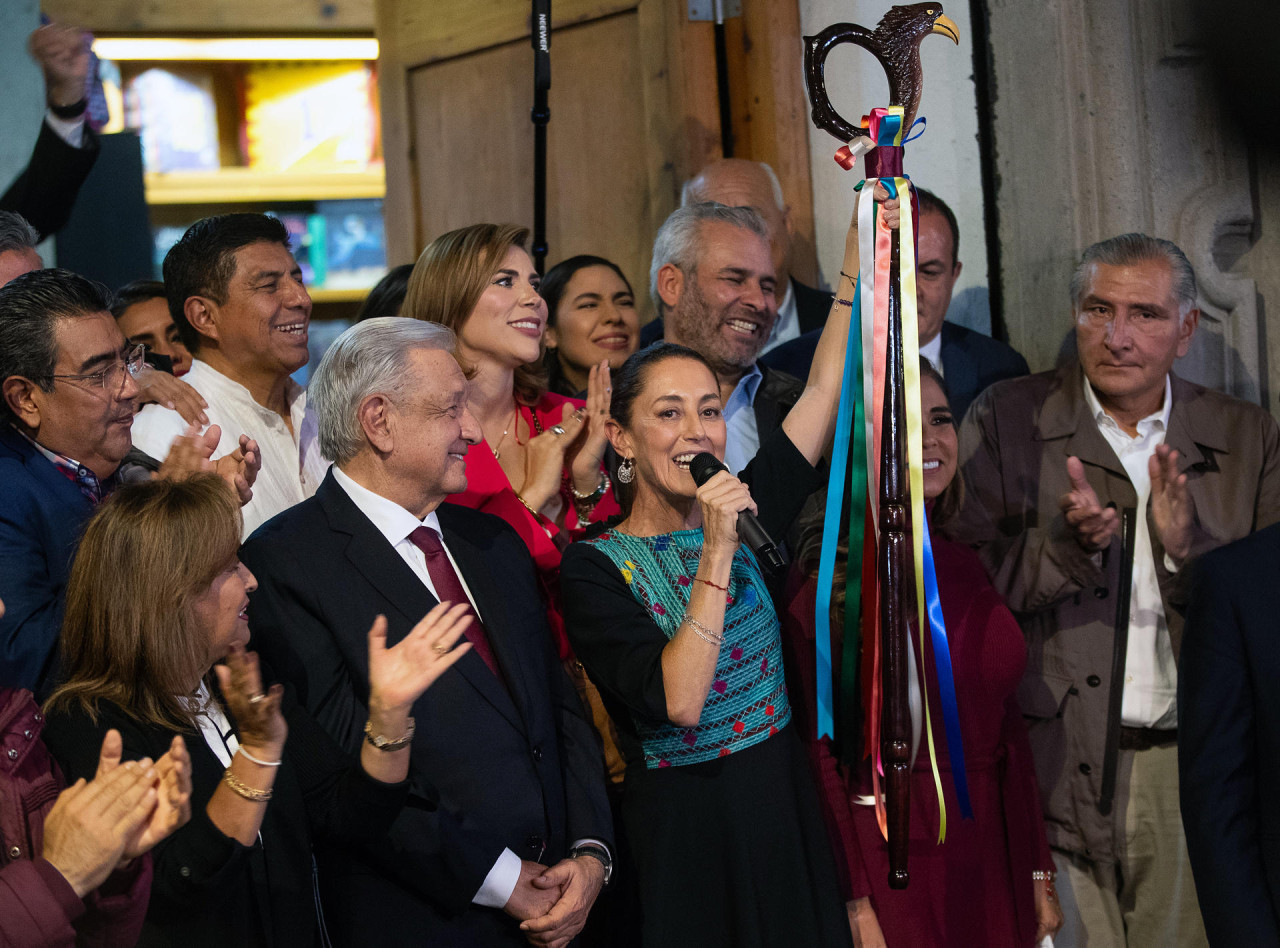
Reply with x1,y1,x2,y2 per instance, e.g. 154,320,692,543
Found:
805,3,960,144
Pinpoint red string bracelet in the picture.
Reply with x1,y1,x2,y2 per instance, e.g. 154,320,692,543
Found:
697,578,734,604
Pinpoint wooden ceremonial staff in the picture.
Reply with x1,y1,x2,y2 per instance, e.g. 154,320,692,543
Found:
802,2,959,889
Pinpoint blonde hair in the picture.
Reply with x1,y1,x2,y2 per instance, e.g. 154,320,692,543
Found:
401,223,549,406
45,474,243,732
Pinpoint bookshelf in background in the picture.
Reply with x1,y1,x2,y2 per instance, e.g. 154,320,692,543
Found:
93,35,388,347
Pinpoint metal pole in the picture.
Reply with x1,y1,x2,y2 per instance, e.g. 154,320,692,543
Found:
531,0,551,271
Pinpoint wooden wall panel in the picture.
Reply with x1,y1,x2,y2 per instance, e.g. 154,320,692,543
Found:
724,1,818,286
408,11,655,312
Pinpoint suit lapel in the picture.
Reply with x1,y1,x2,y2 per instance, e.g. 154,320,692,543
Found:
440,511,538,733
316,474,527,733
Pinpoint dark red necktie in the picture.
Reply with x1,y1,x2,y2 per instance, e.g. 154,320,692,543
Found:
408,526,502,678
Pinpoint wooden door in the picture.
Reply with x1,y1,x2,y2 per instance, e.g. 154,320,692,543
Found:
376,0,725,316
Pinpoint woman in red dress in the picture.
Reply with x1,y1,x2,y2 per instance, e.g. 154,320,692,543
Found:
400,224,620,657
782,363,1064,947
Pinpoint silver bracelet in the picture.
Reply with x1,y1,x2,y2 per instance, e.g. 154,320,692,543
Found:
236,746,282,767
1032,870,1056,882
682,615,723,646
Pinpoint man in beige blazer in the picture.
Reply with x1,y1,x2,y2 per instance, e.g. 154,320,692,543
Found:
953,233,1280,947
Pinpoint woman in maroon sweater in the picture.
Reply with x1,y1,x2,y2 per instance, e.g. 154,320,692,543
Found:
781,363,1063,947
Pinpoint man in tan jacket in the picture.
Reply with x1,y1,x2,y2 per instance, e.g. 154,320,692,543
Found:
954,233,1280,947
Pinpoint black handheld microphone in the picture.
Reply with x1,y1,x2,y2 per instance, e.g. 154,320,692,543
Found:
688,452,788,574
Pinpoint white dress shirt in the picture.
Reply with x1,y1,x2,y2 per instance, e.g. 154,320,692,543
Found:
920,332,944,377
760,280,799,355
1083,373,1179,728
131,360,328,539
44,111,86,149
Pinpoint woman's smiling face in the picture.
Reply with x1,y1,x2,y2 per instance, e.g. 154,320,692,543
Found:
613,355,726,506
457,244,548,370
921,374,957,501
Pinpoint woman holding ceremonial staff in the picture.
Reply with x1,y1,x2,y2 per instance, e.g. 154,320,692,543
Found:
783,362,1063,948
559,186,899,947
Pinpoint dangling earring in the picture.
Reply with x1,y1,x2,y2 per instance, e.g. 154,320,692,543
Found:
617,457,635,484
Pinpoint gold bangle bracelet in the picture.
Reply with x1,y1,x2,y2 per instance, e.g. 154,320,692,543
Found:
222,766,273,802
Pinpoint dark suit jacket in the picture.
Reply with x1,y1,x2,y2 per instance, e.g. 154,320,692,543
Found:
0,425,93,692
763,320,1029,420
1181,525,1280,945
239,471,612,946
639,276,831,349
0,120,99,240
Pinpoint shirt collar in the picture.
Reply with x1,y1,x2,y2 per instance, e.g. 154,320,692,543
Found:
332,464,443,547
724,361,764,416
920,332,944,376
188,359,307,421
10,423,116,502
1082,369,1172,436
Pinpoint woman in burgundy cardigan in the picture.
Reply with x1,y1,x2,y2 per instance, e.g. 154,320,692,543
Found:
781,363,1063,947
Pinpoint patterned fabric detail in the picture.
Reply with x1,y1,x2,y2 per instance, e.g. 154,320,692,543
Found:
587,528,791,768
12,424,116,504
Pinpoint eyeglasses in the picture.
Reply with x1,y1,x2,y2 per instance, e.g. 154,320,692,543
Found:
45,343,147,392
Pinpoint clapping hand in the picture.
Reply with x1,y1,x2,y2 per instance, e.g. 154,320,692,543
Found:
566,361,612,494
93,729,193,861
1149,443,1193,562
521,404,589,513
214,433,261,506
216,644,287,762
366,606,472,717
1060,456,1120,552
157,424,260,506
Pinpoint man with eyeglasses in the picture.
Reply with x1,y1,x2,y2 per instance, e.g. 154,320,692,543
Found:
951,234,1280,947
0,268,259,693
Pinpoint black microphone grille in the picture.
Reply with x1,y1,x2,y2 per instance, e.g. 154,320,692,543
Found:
688,452,727,487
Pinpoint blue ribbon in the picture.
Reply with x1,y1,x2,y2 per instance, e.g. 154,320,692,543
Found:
874,113,902,146
814,275,861,739
920,515,973,819
902,116,927,144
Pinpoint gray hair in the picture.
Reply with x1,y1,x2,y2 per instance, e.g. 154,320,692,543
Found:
0,212,39,256
680,161,785,211
1069,233,1198,322
649,202,769,315
309,316,456,464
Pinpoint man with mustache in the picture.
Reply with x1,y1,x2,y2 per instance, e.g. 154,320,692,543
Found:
131,213,327,538
648,202,801,476
953,233,1280,947
0,268,258,693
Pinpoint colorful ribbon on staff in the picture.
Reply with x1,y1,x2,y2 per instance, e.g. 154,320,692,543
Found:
814,105,972,842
